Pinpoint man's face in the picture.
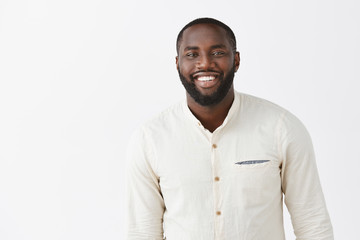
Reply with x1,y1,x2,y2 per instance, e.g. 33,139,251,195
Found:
176,24,240,106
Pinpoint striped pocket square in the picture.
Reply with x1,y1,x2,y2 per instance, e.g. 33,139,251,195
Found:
235,160,270,165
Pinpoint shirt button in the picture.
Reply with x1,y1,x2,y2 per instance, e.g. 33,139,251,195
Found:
212,144,217,149
214,176,220,181
198,122,201,126
216,211,221,216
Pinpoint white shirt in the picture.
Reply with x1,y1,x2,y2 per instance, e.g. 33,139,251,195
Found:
126,91,333,240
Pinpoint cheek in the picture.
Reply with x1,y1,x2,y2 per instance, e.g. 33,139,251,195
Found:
179,61,194,75
217,58,234,69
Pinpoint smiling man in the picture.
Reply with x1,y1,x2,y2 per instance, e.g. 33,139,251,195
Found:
126,18,333,240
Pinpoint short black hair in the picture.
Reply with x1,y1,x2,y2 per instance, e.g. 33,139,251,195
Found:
176,17,237,55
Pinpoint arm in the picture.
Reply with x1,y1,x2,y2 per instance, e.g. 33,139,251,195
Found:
126,128,165,239
280,112,333,239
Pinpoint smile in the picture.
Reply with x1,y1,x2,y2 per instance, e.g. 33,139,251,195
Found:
192,72,220,82
191,73,221,89
196,76,216,82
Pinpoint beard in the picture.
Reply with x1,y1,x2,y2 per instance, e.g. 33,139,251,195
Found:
178,65,235,106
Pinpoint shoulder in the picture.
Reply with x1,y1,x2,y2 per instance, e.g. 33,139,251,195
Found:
235,92,290,125
145,101,185,129
236,91,306,132
127,101,184,161
237,92,287,115
131,100,186,142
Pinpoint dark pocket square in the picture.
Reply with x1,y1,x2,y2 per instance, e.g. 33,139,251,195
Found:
235,160,270,165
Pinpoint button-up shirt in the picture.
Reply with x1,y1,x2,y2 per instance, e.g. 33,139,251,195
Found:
126,91,333,239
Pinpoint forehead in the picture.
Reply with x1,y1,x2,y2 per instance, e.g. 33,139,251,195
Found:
180,24,230,51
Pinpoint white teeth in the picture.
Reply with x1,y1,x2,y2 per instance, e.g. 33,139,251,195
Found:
197,76,215,81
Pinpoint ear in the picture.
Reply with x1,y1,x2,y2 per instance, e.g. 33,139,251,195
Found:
175,56,179,70
234,51,240,72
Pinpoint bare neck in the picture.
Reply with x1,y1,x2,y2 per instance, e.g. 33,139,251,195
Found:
187,88,235,133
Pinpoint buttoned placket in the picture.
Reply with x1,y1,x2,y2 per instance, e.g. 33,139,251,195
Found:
196,121,224,239
211,132,223,239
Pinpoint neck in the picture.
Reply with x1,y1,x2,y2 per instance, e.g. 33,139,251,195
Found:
187,87,235,133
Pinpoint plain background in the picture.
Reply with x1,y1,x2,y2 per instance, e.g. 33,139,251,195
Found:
0,0,359,239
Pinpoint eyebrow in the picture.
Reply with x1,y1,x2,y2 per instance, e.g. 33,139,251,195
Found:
210,44,226,49
184,46,199,51
183,44,227,52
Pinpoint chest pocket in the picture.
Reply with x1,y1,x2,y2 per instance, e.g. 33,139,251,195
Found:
231,158,281,193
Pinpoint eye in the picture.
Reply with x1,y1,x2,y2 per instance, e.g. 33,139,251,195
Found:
185,52,198,57
212,51,225,56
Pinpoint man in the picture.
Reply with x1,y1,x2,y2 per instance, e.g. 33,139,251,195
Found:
126,18,333,239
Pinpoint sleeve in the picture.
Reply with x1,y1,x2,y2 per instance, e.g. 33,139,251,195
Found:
279,112,334,240
126,128,165,239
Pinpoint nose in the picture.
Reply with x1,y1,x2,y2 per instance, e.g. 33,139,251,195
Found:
196,55,213,70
